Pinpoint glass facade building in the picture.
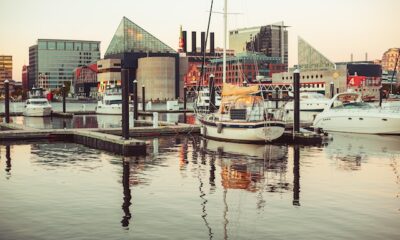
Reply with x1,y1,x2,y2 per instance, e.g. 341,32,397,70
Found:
298,36,336,71
229,22,288,70
29,39,100,90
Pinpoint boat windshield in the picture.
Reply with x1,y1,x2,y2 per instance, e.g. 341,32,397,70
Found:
333,102,373,109
28,100,48,105
105,87,122,95
105,100,122,105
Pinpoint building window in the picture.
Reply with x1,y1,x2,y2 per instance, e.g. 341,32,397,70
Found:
48,41,56,50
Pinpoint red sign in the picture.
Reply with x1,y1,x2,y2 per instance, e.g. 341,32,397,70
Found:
347,76,366,87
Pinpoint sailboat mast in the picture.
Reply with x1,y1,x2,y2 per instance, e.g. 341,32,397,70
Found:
223,0,227,84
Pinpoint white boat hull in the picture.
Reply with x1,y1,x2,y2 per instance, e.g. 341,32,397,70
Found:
24,107,52,117
96,104,123,115
200,119,285,143
313,111,400,134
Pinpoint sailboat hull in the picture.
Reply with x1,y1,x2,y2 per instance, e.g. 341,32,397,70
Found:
200,119,285,143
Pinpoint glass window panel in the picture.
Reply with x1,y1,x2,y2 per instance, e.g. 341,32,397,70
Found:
38,41,47,50
83,43,90,51
48,41,56,50
66,42,73,50
57,41,65,50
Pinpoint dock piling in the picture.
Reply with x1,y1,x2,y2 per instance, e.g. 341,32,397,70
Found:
379,87,383,107
209,74,215,113
142,85,146,112
121,69,130,140
293,145,300,206
4,79,10,123
330,82,335,98
183,85,187,110
133,80,138,121
62,84,66,113
293,69,300,135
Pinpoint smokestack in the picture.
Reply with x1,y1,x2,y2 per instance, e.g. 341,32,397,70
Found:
210,32,215,54
201,32,205,54
350,53,353,62
191,31,196,53
365,52,368,61
182,31,187,53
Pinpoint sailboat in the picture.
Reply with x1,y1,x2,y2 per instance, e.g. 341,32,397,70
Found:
197,0,285,143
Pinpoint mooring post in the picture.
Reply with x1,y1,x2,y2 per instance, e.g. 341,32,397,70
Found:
379,87,383,107
293,145,300,206
275,87,279,109
4,79,10,123
62,84,66,113
330,82,335,98
153,112,158,127
121,69,130,140
183,85,187,110
209,74,215,113
142,85,146,112
293,69,300,136
133,80,138,121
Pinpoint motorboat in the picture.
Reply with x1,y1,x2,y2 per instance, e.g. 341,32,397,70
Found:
313,92,400,134
198,83,285,143
281,92,331,123
96,86,132,115
24,87,52,117
194,87,221,111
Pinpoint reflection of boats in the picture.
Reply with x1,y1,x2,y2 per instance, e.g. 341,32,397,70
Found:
201,137,287,161
282,92,330,123
194,87,221,111
313,92,400,134
24,87,52,117
96,86,132,115
199,84,285,143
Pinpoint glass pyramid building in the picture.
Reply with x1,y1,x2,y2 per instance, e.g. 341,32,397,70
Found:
105,17,176,56
298,36,336,71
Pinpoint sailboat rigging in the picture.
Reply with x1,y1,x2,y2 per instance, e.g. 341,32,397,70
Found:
196,0,285,143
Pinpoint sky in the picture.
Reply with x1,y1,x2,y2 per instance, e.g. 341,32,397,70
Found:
0,0,399,81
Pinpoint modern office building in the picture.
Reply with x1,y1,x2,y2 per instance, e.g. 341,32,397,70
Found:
105,17,179,100
28,39,100,90
0,55,12,94
229,22,288,69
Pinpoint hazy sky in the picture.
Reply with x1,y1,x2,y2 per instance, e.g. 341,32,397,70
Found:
1,0,399,81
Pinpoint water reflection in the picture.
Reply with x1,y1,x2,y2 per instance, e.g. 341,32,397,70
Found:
5,145,11,179
121,158,132,228
293,145,300,206
326,133,400,171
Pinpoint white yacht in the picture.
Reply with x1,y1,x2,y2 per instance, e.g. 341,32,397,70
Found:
199,83,285,143
281,92,331,123
313,92,400,134
96,86,131,115
24,88,52,117
194,87,221,111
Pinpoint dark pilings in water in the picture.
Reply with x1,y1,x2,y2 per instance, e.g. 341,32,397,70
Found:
133,80,138,121
121,69,130,140
293,69,300,134
293,145,300,206
4,80,10,123
62,84,66,113
142,85,146,112
379,87,383,107
209,74,216,113
275,87,279,109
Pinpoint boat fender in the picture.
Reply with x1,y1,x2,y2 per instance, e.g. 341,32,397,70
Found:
217,123,223,133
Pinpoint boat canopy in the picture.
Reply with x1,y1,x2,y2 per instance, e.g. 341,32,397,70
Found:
221,83,259,97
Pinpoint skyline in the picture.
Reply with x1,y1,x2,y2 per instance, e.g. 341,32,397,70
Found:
1,0,399,81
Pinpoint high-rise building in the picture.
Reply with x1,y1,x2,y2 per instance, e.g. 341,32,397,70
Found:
229,22,288,69
28,39,100,90
0,55,12,94
381,48,400,72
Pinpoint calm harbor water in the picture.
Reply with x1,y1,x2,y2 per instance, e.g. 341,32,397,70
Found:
0,133,399,239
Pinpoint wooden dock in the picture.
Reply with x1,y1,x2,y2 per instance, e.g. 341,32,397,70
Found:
0,121,200,156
